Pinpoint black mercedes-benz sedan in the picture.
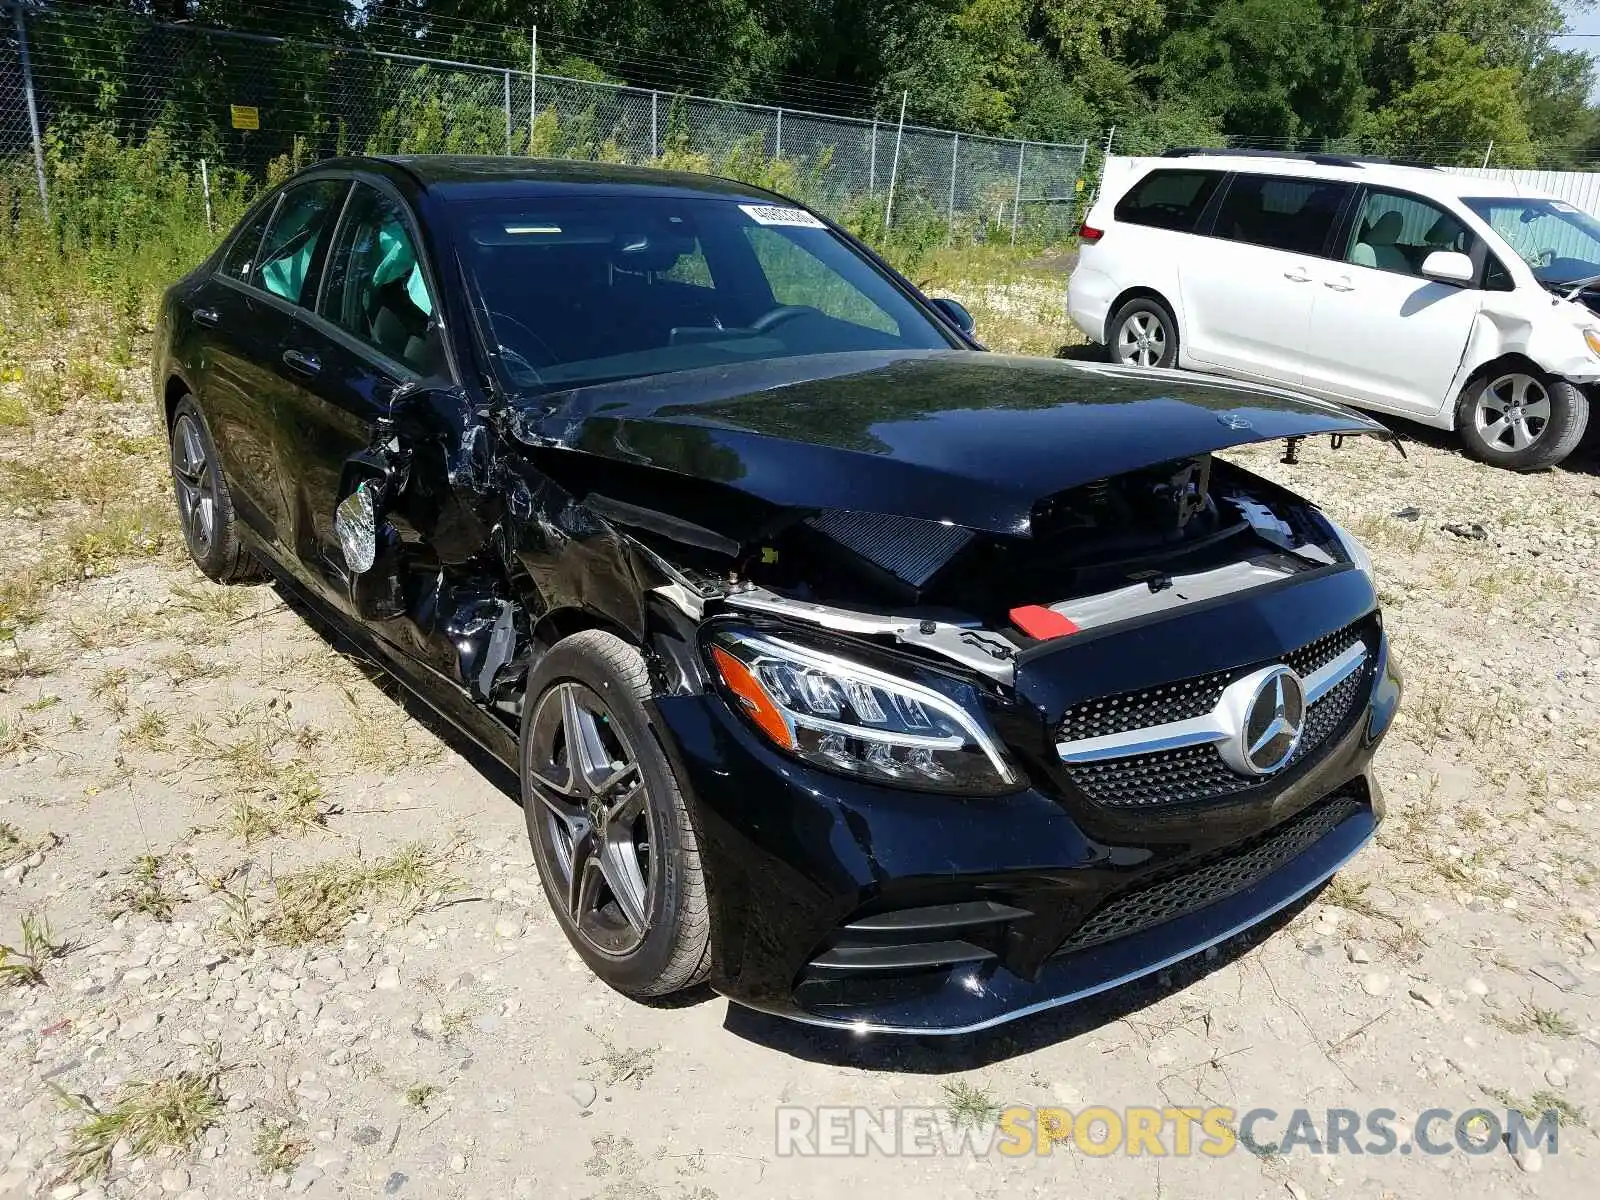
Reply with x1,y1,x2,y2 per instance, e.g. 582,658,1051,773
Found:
151,155,1401,1034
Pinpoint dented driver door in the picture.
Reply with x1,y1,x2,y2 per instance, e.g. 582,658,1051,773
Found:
274,181,449,599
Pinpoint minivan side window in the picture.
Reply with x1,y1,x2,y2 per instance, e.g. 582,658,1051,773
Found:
1214,175,1352,256
1113,170,1223,233
1345,188,1474,279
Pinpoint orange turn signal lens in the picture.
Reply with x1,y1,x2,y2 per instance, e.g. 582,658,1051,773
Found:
710,645,795,750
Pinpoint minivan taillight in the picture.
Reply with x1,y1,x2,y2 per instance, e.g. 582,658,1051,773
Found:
1078,223,1104,244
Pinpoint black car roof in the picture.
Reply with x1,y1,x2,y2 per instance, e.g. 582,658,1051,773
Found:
316,154,791,204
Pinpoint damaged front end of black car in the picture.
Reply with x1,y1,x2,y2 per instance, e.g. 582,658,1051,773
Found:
329,348,1400,1035
154,160,1399,1035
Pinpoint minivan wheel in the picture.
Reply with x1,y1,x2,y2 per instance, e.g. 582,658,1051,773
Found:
1455,370,1589,471
1107,297,1179,368
520,630,712,998
167,397,266,583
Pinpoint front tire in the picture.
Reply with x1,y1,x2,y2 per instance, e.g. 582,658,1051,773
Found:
167,397,265,583
520,630,712,998
1456,370,1588,471
1107,296,1179,369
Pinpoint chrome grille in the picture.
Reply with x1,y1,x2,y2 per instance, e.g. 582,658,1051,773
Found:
1057,788,1367,955
1059,617,1376,809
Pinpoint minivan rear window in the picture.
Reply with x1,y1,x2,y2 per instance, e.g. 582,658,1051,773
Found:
1113,170,1223,232
1214,175,1352,256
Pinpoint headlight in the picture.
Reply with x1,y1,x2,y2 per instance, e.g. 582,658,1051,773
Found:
1329,518,1374,581
1585,328,1600,357
706,630,1018,795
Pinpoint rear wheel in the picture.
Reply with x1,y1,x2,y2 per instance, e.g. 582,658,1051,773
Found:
1107,297,1179,369
520,630,711,998
167,397,265,583
1455,370,1588,471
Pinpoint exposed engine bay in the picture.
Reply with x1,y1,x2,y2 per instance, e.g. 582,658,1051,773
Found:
621,452,1353,684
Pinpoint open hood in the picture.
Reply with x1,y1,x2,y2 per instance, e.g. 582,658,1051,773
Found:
519,350,1386,538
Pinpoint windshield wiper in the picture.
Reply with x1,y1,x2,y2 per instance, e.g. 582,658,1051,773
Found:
1557,272,1600,298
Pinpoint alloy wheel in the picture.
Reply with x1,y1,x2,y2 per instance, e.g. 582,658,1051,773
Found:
1116,311,1167,367
1474,373,1551,452
525,681,655,956
170,413,217,556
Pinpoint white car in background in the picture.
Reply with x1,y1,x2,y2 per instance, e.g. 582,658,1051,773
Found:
1068,150,1600,470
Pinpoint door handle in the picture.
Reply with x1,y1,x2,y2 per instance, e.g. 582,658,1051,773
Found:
1323,278,1356,292
282,349,321,376
192,308,219,327
1283,269,1312,283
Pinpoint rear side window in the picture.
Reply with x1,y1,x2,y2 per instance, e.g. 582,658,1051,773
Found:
219,202,276,284
1214,174,1353,256
1114,170,1222,232
256,179,348,306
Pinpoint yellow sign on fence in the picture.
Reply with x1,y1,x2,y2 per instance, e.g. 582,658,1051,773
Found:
230,105,260,131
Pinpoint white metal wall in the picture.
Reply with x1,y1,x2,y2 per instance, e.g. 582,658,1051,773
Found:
1442,167,1600,217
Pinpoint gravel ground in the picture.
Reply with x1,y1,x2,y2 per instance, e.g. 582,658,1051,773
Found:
2,291,1599,1198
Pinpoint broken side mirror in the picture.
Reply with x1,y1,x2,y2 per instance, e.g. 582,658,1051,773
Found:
334,453,410,622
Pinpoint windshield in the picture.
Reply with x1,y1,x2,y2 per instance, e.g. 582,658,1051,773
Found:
451,194,956,392
1463,196,1600,286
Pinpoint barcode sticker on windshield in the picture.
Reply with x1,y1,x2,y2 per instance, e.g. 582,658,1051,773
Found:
740,204,825,228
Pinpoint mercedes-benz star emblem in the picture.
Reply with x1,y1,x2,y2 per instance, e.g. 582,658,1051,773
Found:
1213,664,1307,776
1217,412,1253,430
1241,667,1306,774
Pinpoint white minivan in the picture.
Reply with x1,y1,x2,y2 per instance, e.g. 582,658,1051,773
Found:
1067,150,1600,470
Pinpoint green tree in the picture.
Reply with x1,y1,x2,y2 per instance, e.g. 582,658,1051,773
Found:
1362,33,1536,164
1158,0,1368,143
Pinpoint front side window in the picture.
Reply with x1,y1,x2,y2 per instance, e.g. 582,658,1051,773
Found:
452,196,954,393
1214,174,1352,256
1345,188,1472,278
1464,196,1600,288
256,179,348,306
1113,170,1223,233
319,184,440,374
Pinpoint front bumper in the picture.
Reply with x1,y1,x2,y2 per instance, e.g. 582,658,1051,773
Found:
652,624,1400,1035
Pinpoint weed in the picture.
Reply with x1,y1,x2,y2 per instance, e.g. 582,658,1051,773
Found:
253,1116,309,1174
585,1025,659,1088
154,648,232,685
57,1070,224,1180
245,843,459,946
1484,1085,1584,1127
0,911,65,986
942,1079,1001,1129
109,853,178,922
223,766,327,844
1487,1000,1578,1039
404,1083,440,1110
0,715,43,757
123,706,170,752
0,822,60,869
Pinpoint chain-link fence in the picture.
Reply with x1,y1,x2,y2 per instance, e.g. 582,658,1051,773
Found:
0,1,1090,243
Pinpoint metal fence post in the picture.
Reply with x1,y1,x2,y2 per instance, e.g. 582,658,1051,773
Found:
503,69,511,154
946,133,958,243
13,1,48,217
650,89,658,159
868,120,877,193
1010,140,1026,245
774,106,783,159
527,25,537,154
884,92,907,231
